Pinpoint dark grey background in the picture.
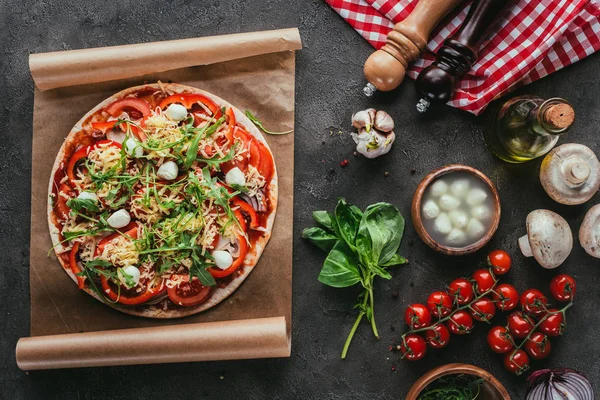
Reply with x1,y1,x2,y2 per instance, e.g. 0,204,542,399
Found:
1,0,599,399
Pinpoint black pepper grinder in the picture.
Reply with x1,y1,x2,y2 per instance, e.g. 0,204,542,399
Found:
415,0,515,112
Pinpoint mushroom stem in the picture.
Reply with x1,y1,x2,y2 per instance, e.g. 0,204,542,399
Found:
561,157,591,186
519,235,533,257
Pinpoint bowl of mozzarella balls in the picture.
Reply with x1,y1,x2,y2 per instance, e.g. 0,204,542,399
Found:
411,164,501,255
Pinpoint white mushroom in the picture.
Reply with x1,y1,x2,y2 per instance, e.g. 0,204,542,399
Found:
422,200,440,220
439,194,460,211
450,179,470,198
430,180,448,197
449,210,468,229
579,204,600,258
540,144,600,205
434,213,452,235
351,128,395,159
518,209,573,269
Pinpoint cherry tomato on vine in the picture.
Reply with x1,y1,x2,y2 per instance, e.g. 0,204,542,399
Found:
404,304,432,329
472,269,496,294
524,332,552,360
549,274,576,302
520,289,549,317
491,283,519,311
426,291,453,318
488,250,511,275
470,296,496,322
539,309,565,337
399,334,427,361
448,278,474,305
487,326,514,354
425,324,451,349
447,311,474,335
504,349,530,376
507,311,535,338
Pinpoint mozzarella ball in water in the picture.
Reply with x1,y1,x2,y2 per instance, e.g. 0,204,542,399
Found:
466,188,488,206
213,250,233,270
439,194,460,211
107,209,131,228
77,191,98,202
125,138,143,158
472,204,491,220
430,180,448,197
165,103,188,121
450,179,470,198
157,161,179,181
446,228,467,245
467,218,485,239
449,210,468,229
225,167,246,187
422,200,440,220
434,213,452,235
118,266,140,288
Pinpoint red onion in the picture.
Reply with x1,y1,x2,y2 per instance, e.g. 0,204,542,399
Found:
526,368,594,400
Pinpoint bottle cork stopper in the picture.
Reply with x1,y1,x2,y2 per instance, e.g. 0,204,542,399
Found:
544,103,575,129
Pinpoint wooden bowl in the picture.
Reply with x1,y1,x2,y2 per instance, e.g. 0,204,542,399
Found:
405,363,510,400
411,164,501,256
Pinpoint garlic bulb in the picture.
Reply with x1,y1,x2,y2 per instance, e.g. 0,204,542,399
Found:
351,108,375,131
351,128,395,159
374,110,394,132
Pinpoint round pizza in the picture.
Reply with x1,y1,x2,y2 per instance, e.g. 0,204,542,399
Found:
47,83,277,318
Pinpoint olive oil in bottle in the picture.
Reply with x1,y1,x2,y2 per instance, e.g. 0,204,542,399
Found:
485,96,574,163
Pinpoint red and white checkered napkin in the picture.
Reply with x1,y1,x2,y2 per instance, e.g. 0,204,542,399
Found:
326,0,600,115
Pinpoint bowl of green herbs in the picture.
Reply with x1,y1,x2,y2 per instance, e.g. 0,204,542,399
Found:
405,364,510,400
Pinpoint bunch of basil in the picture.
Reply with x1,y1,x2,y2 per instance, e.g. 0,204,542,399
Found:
302,198,407,359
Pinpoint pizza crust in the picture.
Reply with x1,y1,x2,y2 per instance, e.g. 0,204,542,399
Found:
47,83,278,318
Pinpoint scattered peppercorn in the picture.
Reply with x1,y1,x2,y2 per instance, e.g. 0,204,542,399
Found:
322,141,325,145
390,324,396,332
408,238,414,246
391,291,399,299
411,168,416,174
384,171,390,177
389,345,394,351
340,159,349,167
391,365,396,371
409,282,414,288
353,151,358,157
329,168,335,174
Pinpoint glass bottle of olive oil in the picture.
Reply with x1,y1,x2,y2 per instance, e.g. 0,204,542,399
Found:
485,96,574,163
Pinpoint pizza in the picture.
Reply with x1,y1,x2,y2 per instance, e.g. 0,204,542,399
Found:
47,83,277,318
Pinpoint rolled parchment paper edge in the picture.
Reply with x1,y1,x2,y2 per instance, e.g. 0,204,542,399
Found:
16,316,290,370
29,27,302,91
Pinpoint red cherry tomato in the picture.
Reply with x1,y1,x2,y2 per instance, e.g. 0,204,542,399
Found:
425,324,451,349
520,289,549,316
487,326,514,354
470,296,496,322
491,283,519,311
448,278,474,305
539,309,565,337
524,332,552,360
399,334,427,361
447,311,474,335
472,269,496,294
404,304,432,329
488,250,511,275
549,274,576,302
166,274,213,307
507,311,535,338
426,291,453,318
504,349,530,376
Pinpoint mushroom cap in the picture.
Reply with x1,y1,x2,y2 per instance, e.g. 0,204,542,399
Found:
579,204,600,258
540,144,600,205
525,209,573,269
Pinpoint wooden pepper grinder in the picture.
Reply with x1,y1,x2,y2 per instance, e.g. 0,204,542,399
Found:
415,0,514,112
363,0,465,97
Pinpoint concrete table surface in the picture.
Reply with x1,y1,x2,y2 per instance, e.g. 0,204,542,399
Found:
1,1,599,399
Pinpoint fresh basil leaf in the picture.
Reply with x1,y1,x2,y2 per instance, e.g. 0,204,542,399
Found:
67,197,100,213
318,242,361,288
312,210,333,231
356,202,404,265
369,264,392,280
334,198,362,250
302,227,338,252
379,253,407,267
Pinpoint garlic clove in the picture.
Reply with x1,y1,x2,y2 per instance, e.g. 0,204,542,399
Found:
422,200,440,220
374,110,394,133
351,108,375,131
352,128,395,159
